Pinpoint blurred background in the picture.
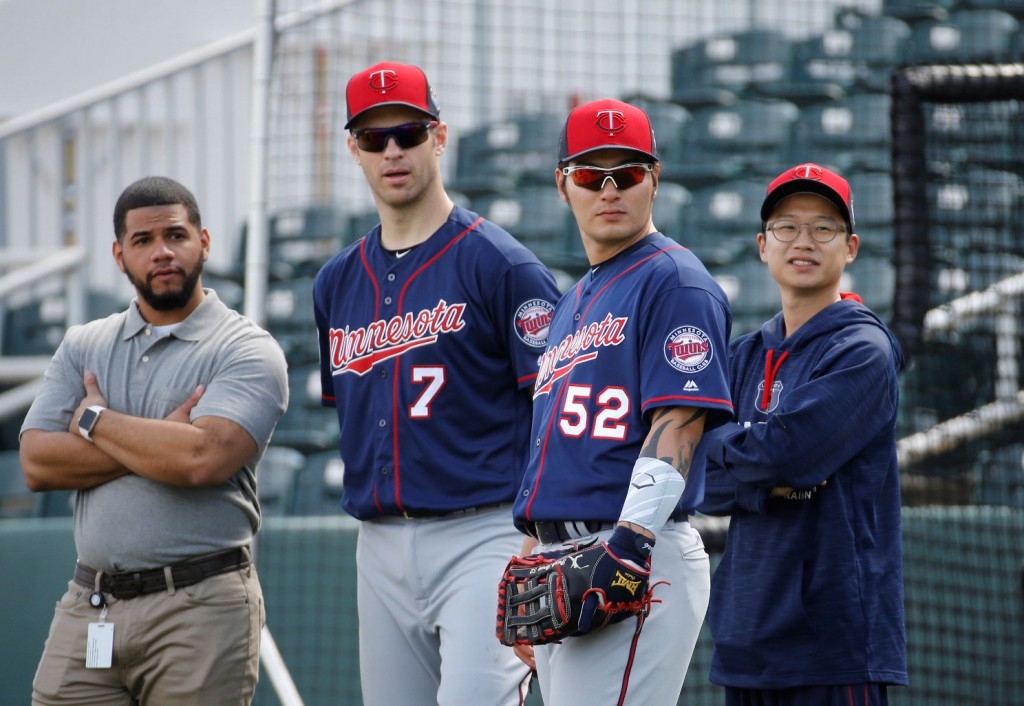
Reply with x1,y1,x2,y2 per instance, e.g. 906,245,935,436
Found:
1,1,1023,704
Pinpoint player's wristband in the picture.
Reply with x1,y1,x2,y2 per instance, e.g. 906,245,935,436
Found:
607,525,654,563
617,457,685,534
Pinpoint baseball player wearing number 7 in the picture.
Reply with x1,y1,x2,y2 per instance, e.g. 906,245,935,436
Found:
508,99,734,705
698,164,908,706
313,62,560,705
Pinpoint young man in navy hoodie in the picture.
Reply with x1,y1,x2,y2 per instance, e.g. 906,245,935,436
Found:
698,163,908,706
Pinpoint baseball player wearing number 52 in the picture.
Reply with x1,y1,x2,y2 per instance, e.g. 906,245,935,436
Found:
698,164,908,706
313,62,560,706
502,99,734,706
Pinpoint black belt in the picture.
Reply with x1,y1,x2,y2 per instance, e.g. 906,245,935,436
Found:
531,516,690,544
396,502,505,519
73,547,250,601
532,520,616,544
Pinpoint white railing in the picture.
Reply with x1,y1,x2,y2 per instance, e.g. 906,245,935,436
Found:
897,271,1024,469
0,247,86,420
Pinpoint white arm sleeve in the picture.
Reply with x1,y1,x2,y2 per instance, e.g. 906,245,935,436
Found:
617,457,686,534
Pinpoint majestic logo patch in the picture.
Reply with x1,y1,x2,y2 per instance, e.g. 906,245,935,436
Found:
514,299,554,348
756,380,783,414
368,69,399,94
664,326,713,373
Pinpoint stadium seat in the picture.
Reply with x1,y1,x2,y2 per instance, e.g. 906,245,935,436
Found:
264,276,317,367
257,446,306,517
781,15,911,97
271,365,340,455
672,99,799,188
222,205,348,284
973,443,1024,507
651,182,693,245
882,0,958,23
1,293,66,357
965,0,1024,19
0,451,36,518
845,254,895,317
621,96,692,183
36,489,75,518
472,186,581,275
291,450,346,516
925,101,1024,175
790,93,892,175
670,30,794,109
712,257,779,335
905,9,1020,63
453,113,563,196
682,179,766,266
847,171,895,256
927,168,1024,230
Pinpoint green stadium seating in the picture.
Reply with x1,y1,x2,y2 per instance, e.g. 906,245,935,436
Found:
271,365,340,455
258,446,307,517
779,15,911,98
671,99,799,188
905,9,1020,63
682,179,765,267
0,450,36,518
453,113,563,196
670,30,794,109
848,171,895,256
883,0,958,23
791,93,892,175
290,450,345,516
472,186,583,277
220,205,348,284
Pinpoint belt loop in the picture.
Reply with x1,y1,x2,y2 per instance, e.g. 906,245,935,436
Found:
93,568,104,593
241,546,252,577
163,565,176,595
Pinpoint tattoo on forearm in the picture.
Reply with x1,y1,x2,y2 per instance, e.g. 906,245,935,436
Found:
640,409,707,481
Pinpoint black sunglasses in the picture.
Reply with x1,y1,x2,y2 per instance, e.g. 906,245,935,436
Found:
561,163,654,191
351,121,438,153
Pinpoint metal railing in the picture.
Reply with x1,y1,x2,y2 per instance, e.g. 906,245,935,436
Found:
897,271,1024,469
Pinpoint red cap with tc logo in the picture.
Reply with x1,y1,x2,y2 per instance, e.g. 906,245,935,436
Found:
761,163,855,232
558,99,659,164
344,61,441,129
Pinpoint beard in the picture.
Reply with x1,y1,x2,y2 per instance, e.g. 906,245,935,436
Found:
125,258,204,312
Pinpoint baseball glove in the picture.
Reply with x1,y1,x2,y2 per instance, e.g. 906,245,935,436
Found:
496,526,657,646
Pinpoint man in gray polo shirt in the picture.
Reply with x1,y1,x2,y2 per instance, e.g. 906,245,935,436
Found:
19,176,289,706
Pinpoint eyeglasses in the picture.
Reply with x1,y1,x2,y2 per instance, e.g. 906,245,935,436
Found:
767,219,846,243
561,163,654,191
351,121,438,153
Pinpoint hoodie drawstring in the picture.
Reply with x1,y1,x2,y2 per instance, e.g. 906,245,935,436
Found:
761,349,789,412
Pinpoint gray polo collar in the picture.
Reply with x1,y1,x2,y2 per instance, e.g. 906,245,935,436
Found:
122,289,223,342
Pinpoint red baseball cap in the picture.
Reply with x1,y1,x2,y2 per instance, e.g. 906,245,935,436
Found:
558,99,659,163
344,61,440,129
761,163,855,231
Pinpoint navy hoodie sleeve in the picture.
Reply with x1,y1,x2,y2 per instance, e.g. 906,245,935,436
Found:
704,325,897,490
698,424,769,515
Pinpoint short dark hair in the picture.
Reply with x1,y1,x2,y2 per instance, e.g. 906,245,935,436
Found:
113,176,202,241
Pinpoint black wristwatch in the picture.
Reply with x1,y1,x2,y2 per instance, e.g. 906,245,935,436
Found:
77,405,106,443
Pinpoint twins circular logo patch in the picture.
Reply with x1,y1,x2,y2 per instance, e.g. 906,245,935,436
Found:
515,299,555,347
664,326,713,373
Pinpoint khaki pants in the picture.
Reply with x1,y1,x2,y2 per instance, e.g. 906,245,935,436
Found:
32,563,264,706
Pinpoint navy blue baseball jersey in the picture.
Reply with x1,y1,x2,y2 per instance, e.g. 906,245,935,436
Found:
314,205,560,520
514,232,733,529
